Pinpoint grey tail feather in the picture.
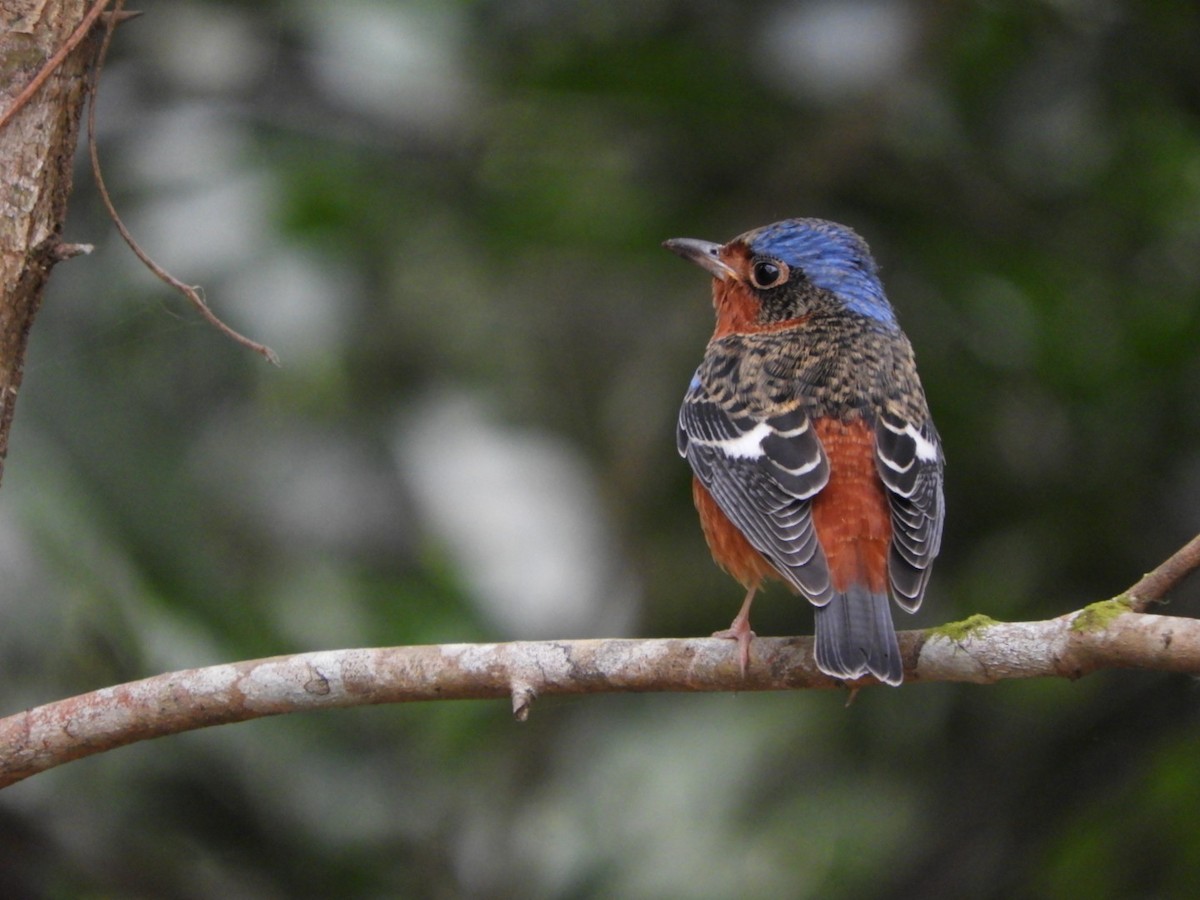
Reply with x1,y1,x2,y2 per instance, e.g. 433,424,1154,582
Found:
814,586,903,686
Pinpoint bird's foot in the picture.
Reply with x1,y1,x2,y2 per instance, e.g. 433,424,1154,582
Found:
712,620,756,677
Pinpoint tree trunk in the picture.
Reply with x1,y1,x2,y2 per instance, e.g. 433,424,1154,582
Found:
0,0,98,489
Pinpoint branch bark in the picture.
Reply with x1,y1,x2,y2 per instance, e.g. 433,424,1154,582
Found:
1125,531,1200,612
0,0,101,489
1,604,1198,789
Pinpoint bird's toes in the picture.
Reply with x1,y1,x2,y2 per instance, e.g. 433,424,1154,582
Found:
711,625,757,677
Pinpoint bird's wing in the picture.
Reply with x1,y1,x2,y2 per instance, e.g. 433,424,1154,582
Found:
874,412,945,611
678,375,833,603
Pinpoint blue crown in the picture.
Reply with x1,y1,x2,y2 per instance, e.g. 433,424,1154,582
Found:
745,219,895,324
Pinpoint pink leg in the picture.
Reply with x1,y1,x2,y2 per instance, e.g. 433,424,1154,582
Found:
712,587,757,676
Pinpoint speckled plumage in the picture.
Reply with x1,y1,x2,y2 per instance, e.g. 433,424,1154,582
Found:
666,218,944,685
693,314,929,421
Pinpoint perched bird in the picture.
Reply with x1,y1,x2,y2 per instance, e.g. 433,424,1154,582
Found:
666,218,944,685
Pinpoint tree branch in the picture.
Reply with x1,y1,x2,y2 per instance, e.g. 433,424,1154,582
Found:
1,604,1199,789
1124,531,1200,612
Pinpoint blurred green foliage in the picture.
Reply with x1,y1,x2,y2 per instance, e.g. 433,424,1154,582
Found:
3,0,1200,897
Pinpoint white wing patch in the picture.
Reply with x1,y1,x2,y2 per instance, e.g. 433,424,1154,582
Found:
908,423,940,462
877,417,940,474
689,415,821,465
696,420,772,460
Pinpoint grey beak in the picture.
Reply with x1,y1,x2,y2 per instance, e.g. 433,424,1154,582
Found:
663,237,738,281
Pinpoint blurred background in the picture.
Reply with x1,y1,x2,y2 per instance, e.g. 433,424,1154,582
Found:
2,0,1200,896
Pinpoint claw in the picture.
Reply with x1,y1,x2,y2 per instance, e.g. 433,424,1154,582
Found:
712,587,757,677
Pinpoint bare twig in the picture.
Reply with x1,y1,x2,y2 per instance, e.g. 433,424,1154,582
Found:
0,607,1198,789
85,0,280,365
1124,532,1200,612
0,0,112,133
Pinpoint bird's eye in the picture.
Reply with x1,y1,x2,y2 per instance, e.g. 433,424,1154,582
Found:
749,259,788,289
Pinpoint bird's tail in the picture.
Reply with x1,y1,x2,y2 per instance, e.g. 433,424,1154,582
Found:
814,585,903,686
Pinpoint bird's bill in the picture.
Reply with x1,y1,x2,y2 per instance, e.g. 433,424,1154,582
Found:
663,237,739,281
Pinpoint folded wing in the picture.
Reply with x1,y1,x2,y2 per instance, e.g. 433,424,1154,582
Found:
678,376,833,604
873,411,945,611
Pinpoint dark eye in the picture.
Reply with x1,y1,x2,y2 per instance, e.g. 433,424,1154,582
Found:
749,258,788,289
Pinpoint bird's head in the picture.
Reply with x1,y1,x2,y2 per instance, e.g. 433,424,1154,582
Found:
664,218,895,337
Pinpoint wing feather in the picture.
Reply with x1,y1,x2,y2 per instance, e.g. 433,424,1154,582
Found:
679,374,833,604
874,412,945,611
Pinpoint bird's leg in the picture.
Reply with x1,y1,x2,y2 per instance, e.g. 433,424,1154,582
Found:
712,587,757,676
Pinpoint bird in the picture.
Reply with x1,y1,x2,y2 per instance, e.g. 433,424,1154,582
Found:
665,218,944,685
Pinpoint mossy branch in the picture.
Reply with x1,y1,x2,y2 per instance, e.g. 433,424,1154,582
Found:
1,594,1198,790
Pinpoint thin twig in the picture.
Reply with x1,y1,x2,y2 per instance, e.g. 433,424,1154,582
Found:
0,0,113,133
86,0,280,365
1124,531,1200,612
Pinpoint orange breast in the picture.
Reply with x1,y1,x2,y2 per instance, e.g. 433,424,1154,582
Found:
809,418,892,593
693,478,777,589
